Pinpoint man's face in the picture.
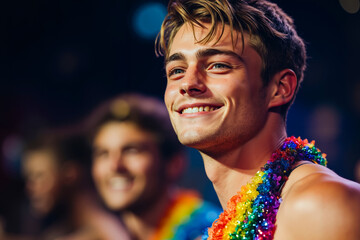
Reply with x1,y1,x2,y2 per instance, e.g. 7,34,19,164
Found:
92,121,165,211
22,150,61,215
164,23,271,153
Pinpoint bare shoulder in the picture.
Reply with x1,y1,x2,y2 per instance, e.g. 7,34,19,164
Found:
275,163,360,240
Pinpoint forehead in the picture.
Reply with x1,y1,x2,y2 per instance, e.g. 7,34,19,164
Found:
23,150,58,171
168,22,248,57
94,121,156,145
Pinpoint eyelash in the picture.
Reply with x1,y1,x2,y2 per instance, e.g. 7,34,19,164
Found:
208,63,232,70
168,68,185,77
167,62,233,79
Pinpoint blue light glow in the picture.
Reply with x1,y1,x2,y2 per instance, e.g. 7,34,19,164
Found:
133,2,167,39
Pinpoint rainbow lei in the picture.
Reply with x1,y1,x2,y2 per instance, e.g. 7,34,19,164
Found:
206,136,327,240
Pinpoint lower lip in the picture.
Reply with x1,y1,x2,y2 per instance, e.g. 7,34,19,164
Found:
108,181,133,191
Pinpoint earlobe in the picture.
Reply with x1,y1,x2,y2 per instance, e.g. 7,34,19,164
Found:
268,69,297,109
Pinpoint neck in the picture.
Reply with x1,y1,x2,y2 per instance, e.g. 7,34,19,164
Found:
121,187,173,240
200,114,287,208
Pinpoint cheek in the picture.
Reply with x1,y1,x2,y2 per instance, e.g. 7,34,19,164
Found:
92,161,107,183
211,80,243,103
125,155,155,175
164,82,178,106
36,174,60,196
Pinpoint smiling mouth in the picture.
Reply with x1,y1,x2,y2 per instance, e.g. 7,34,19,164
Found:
181,106,221,114
108,176,133,190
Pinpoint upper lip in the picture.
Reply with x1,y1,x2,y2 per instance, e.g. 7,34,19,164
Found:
175,103,224,113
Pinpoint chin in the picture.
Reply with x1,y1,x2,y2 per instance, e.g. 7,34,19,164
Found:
105,200,129,211
179,134,214,150
104,192,144,212
178,132,201,146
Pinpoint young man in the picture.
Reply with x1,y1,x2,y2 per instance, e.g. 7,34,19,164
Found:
86,93,220,240
5,132,111,240
156,0,360,239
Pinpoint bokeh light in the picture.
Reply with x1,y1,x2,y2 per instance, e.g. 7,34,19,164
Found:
339,0,360,14
133,2,167,39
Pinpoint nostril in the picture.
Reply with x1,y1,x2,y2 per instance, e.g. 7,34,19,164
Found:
179,79,206,96
190,88,202,92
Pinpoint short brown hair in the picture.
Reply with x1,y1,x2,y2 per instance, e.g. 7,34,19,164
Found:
85,93,184,160
156,0,306,117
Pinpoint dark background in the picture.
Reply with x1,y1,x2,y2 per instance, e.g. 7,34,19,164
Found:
1,0,360,204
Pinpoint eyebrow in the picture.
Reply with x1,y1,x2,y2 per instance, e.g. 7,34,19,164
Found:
165,52,186,66
165,48,244,67
197,48,243,62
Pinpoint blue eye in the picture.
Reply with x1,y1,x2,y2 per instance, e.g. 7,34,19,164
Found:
212,63,230,69
207,62,233,73
167,68,186,80
169,68,184,76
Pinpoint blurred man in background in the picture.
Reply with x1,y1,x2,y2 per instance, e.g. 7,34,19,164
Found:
1,130,122,240
86,93,220,240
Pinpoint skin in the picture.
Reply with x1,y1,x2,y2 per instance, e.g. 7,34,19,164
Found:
92,121,174,240
164,22,360,239
22,150,62,216
165,24,268,155
20,145,128,240
92,121,168,211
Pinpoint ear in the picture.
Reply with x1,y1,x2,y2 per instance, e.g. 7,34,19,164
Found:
268,69,297,109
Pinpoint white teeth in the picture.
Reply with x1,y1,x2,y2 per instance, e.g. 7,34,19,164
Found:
183,108,192,114
181,106,218,114
109,177,131,190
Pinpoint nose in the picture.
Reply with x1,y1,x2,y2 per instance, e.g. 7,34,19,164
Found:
180,66,206,96
110,152,126,172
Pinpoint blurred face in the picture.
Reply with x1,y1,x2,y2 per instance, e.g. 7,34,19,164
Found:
22,150,61,215
164,23,270,153
92,121,165,211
